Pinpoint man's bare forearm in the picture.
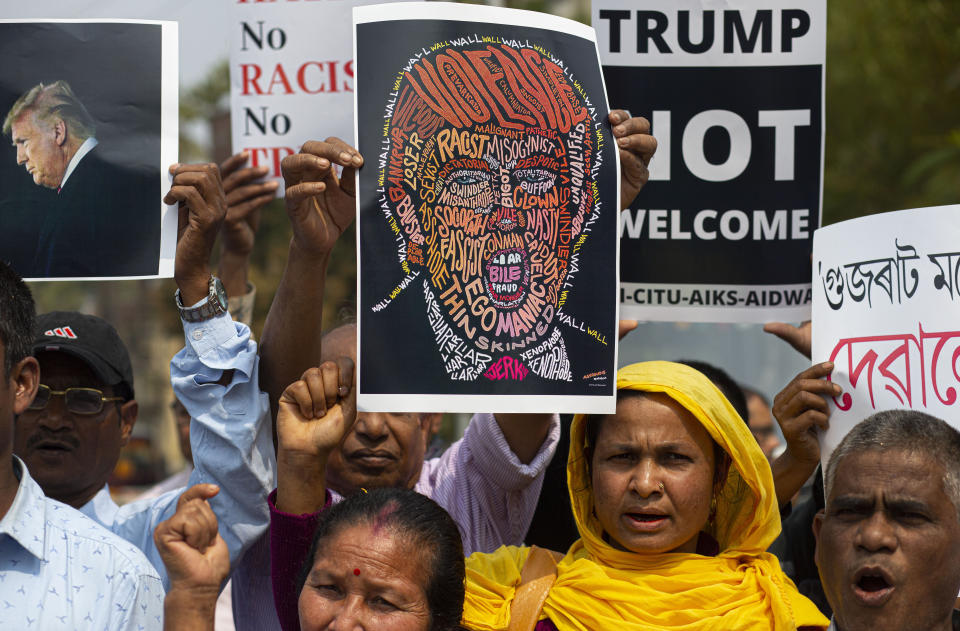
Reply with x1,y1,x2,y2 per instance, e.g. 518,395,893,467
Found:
771,450,819,509
163,587,218,631
259,238,330,419
494,413,554,464
218,249,250,300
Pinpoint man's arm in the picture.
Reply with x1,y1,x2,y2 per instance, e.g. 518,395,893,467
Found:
217,151,277,313
610,109,658,211
166,162,276,580
418,413,561,555
102,163,275,588
770,362,840,507
155,484,230,631
259,139,362,421
165,311,274,578
493,414,554,464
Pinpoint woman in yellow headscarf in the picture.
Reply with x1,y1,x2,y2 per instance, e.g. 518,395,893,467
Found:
462,361,829,630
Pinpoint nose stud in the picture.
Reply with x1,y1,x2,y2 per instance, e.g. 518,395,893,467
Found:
657,482,665,492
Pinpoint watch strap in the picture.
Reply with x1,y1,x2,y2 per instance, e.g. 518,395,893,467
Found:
176,277,228,323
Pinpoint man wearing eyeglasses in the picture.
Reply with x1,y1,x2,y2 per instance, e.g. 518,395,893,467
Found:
12,163,276,593
15,311,138,509
0,262,163,629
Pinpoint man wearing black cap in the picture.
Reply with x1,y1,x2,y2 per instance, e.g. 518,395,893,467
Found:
16,311,138,508
0,261,164,629
12,163,276,590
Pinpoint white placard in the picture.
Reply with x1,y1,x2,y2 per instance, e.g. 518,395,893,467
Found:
812,205,960,465
230,0,411,186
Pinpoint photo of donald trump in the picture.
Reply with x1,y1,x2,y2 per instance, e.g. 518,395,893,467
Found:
3,79,158,278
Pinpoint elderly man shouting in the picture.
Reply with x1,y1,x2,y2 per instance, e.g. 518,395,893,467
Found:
815,410,960,631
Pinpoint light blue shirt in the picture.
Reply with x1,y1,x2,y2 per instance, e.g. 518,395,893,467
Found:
79,313,275,590
0,457,164,630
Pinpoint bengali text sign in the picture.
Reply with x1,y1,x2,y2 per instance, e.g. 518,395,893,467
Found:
812,205,960,465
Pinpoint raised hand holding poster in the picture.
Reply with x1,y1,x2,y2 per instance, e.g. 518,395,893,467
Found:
812,205,960,465
594,1,826,322
355,3,619,413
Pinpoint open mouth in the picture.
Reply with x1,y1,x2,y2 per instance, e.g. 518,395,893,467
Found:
852,567,895,607
624,512,669,532
483,248,530,308
495,211,517,231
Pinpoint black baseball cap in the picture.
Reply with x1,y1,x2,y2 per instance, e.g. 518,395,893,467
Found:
32,311,135,399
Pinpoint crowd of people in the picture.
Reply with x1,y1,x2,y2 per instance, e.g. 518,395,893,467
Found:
0,60,958,631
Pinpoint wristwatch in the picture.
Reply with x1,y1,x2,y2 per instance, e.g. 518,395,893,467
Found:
176,276,229,322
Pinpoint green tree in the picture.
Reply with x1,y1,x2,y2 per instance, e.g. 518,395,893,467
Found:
824,0,960,223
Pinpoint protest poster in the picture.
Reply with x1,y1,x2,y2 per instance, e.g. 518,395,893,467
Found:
354,2,620,413
811,205,960,465
594,0,825,322
0,20,178,281
230,0,408,185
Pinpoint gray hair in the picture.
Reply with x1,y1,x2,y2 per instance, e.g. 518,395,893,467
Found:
825,410,960,520
3,80,96,139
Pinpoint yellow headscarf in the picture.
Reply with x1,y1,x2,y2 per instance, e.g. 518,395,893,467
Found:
463,361,828,631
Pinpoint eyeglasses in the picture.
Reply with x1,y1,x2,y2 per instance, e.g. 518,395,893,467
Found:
27,385,124,415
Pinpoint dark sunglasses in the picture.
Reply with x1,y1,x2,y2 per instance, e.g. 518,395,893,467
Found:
27,384,124,416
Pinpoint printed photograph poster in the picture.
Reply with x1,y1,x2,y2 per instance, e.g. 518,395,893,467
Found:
231,0,412,187
594,0,826,322
811,205,960,467
0,20,178,281
354,3,620,414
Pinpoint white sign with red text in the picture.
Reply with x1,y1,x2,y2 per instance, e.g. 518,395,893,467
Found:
812,205,960,465
230,0,409,185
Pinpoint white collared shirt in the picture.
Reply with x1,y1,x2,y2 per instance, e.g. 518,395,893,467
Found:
0,456,163,629
59,136,98,189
